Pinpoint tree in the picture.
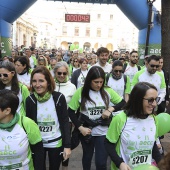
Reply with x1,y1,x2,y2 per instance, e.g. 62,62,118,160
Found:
161,0,170,71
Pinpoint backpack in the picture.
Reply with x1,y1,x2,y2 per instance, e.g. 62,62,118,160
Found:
123,63,141,73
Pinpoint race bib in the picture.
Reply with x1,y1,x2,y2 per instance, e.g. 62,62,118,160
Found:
129,150,152,168
80,77,85,85
0,163,23,170
38,121,56,136
88,106,105,120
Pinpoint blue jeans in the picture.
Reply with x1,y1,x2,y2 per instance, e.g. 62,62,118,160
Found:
80,135,108,170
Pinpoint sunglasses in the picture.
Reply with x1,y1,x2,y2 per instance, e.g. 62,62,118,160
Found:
114,70,123,73
57,72,67,76
143,97,160,105
149,64,159,68
0,72,13,78
74,61,78,62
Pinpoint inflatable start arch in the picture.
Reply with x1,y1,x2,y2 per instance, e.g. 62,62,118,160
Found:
0,0,161,57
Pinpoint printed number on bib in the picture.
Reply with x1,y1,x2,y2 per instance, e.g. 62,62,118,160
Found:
0,163,23,170
129,150,151,168
38,121,56,136
80,77,85,85
88,106,105,120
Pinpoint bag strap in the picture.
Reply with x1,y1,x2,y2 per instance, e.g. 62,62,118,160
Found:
105,73,111,85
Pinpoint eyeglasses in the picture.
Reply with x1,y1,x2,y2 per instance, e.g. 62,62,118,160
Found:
143,97,160,105
74,61,78,62
114,70,123,73
131,55,138,58
0,72,13,78
38,58,45,61
149,64,159,68
57,72,67,76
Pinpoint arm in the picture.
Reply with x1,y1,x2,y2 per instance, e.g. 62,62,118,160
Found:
30,141,44,170
71,70,80,88
152,141,162,164
58,94,71,148
104,138,124,168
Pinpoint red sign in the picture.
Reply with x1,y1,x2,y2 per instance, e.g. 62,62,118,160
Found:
65,14,90,23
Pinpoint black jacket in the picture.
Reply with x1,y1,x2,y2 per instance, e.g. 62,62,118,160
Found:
26,91,71,148
71,68,81,88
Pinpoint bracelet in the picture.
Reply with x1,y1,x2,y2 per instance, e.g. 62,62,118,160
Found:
107,109,112,113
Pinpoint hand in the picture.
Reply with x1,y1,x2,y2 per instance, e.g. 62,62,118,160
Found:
63,148,71,162
119,162,131,170
102,107,114,119
78,126,91,136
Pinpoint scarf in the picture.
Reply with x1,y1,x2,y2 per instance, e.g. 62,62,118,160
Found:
111,72,122,80
55,76,69,83
18,69,27,75
0,113,19,132
34,91,51,103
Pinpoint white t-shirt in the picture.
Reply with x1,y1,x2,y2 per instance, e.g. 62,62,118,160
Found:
94,62,112,73
0,124,29,170
17,73,30,87
37,96,61,148
108,76,125,98
77,70,88,89
120,116,156,169
124,64,139,83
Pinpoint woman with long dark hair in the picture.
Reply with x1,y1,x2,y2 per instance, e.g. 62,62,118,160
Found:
14,56,31,89
105,82,162,170
68,66,125,170
0,61,30,116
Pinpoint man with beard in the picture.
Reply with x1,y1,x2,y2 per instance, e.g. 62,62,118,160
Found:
93,47,112,73
123,51,141,83
132,55,166,107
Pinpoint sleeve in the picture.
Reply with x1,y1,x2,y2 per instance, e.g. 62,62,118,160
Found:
58,94,71,148
71,71,78,88
68,108,81,128
21,84,30,109
158,73,166,105
30,141,44,170
105,87,122,104
152,141,162,164
106,114,124,143
113,99,126,112
23,117,42,145
131,72,139,90
68,88,81,111
104,138,124,168
125,76,131,94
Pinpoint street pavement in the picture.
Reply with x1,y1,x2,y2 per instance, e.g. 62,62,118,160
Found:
46,133,170,170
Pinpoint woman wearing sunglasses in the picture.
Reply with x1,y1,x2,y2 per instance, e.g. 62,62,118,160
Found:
0,61,30,116
105,82,162,170
26,66,71,170
106,60,131,102
37,55,50,69
54,61,76,170
72,58,80,73
71,58,88,88
68,66,125,170
14,56,32,90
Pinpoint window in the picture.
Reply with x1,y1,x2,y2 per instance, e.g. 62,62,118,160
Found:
62,26,67,36
97,14,101,19
97,28,101,37
86,27,90,37
110,15,113,20
75,27,79,36
108,29,113,38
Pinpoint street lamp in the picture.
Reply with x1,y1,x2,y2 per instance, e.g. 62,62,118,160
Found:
145,0,156,56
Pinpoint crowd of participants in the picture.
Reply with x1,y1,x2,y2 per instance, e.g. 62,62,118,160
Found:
0,45,170,170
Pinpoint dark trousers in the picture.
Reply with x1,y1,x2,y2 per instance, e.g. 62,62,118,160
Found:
43,147,63,170
80,135,108,170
